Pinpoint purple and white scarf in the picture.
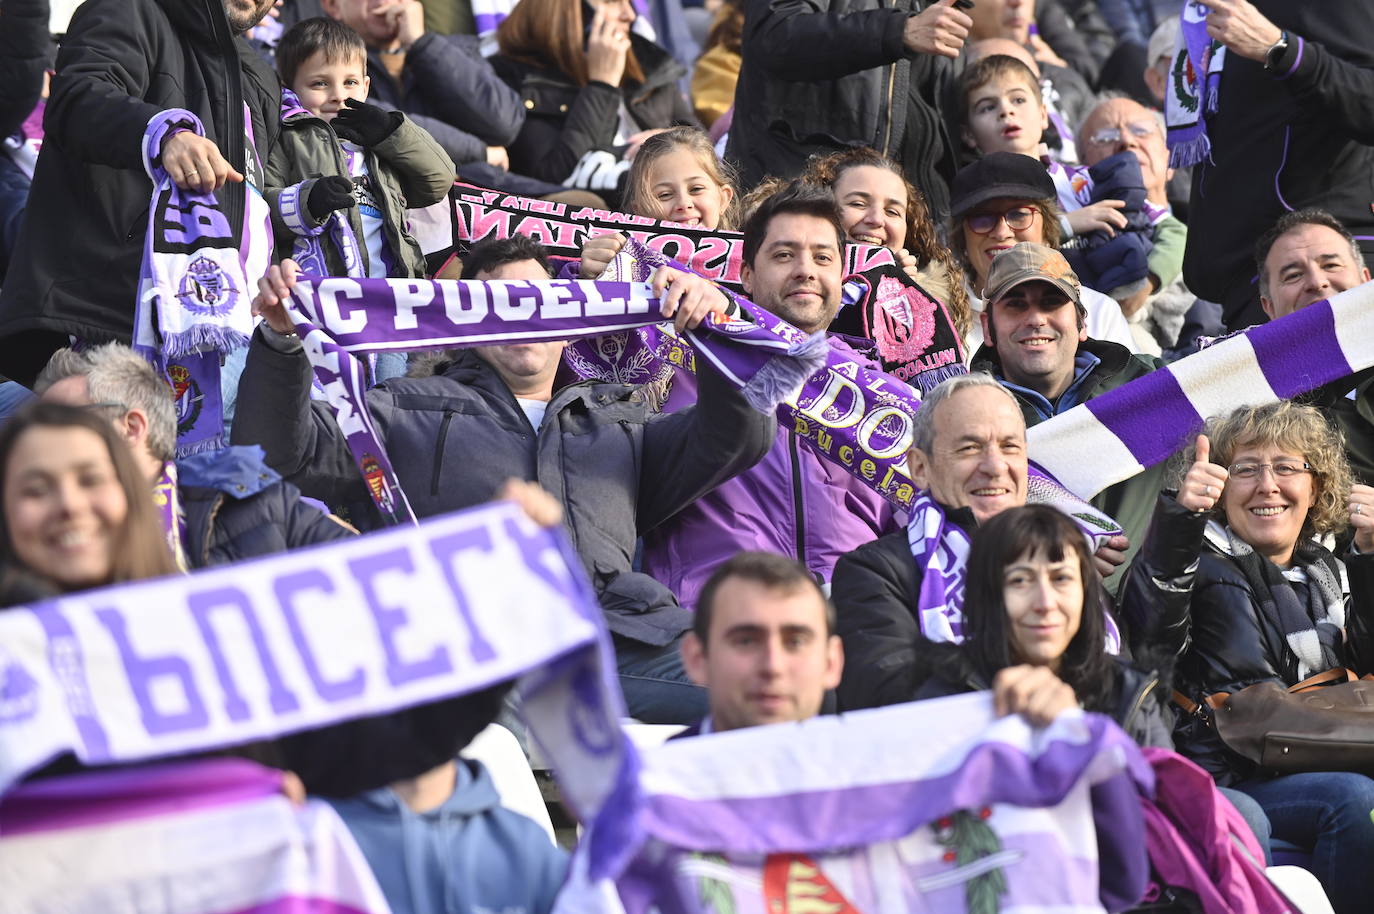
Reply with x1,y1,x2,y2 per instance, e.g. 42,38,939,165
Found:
557,693,1154,913
1165,2,1226,169
136,109,272,454
907,487,1123,652
282,250,827,524
0,498,637,877
1029,279,1374,501
0,759,391,914
151,461,189,572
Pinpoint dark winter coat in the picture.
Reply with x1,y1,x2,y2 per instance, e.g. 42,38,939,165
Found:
0,0,282,386
491,34,696,186
177,445,356,569
231,331,775,646
1183,1,1374,329
364,33,525,168
1175,529,1374,785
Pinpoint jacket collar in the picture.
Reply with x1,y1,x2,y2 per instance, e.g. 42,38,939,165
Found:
176,445,282,500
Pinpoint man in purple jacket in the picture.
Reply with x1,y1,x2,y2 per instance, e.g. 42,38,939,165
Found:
642,182,901,609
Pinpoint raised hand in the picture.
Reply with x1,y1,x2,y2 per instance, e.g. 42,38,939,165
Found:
1066,199,1128,238
901,0,972,59
586,3,631,86
993,665,1078,727
579,232,627,278
650,266,731,333
251,259,303,336
1177,434,1229,513
1351,483,1374,554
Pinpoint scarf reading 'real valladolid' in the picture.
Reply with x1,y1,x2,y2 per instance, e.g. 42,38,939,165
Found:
136,110,272,455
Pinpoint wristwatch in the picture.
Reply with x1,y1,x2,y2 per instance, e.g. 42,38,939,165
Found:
1263,30,1290,72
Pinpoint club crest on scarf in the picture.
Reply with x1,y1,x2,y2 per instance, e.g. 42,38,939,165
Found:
168,363,203,436
360,453,397,515
176,255,240,317
870,274,938,362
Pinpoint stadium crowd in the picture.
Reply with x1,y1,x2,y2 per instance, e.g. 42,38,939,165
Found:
2,0,1374,910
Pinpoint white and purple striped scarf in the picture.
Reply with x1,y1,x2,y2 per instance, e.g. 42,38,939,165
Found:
0,759,391,914
558,693,1154,913
135,109,272,454
1029,280,1374,500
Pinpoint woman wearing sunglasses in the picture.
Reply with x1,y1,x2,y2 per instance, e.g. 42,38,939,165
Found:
1165,400,1374,914
947,151,1135,358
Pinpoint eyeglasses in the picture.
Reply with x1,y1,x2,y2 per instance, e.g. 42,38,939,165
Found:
1228,461,1312,480
965,207,1038,235
1083,121,1158,148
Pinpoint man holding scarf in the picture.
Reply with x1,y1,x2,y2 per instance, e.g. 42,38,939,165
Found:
1176,0,1374,331
640,183,902,614
233,235,776,724
0,0,281,387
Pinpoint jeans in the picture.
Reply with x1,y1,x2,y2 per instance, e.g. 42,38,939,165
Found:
614,633,708,725
1234,771,1374,914
1217,786,1271,865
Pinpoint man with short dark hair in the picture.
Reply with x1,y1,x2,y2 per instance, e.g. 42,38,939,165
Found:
642,182,902,612
233,235,775,724
970,241,1162,582
680,551,842,734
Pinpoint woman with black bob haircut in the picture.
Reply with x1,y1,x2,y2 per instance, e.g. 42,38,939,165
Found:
916,504,1172,744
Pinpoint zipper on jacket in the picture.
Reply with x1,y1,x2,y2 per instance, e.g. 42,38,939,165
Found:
208,0,247,243
879,0,899,157
1122,675,1159,737
789,432,806,565
431,409,455,495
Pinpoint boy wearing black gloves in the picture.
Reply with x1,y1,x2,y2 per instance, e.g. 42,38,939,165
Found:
267,16,454,281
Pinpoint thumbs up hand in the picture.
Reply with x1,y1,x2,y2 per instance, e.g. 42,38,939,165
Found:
1177,434,1230,513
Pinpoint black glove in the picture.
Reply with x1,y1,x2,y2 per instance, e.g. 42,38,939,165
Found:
306,175,357,221
331,98,403,147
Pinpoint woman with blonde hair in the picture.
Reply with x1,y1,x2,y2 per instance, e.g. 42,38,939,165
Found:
1170,400,1374,914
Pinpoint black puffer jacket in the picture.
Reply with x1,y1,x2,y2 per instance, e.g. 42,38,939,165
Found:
726,0,918,191
491,35,696,187
1175,529,1374,785
917,650,1175,749
177,445,356,569
0,0,281,386
231,330,775,646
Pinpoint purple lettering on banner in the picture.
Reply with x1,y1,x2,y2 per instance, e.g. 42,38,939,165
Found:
348,548,454,686
187,586,301,721
95,608,209,736
426,528,499,664
273,570,367,701
33,607,110,759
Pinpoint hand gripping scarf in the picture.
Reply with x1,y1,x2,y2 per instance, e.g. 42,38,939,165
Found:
136,109,272,454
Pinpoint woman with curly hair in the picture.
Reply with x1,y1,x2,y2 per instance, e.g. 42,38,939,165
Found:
1168,400,1374,914
799,148,972,341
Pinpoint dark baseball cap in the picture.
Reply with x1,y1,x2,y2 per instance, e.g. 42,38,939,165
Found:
950,152,1056,221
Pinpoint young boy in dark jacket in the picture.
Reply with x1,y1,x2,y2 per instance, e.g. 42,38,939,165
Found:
268,17,454,282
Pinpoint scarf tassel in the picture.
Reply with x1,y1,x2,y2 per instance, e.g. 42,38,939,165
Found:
159,326,251,362
1168,133,1211,171
911,361,970,398
739,330,830,414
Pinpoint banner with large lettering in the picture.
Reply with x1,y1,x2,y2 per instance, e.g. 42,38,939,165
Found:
447,185,967,385
556,694,1154,914
0,759,393,914
0,500,636,874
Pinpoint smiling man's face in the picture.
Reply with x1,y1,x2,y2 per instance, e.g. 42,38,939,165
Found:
982,279,1086,401
741,212,843,334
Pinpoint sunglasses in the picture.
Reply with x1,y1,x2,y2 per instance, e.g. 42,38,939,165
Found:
964,206,1038,235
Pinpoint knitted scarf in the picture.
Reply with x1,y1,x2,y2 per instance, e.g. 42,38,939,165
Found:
1165,2,1226,169
1207,521,1346,680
